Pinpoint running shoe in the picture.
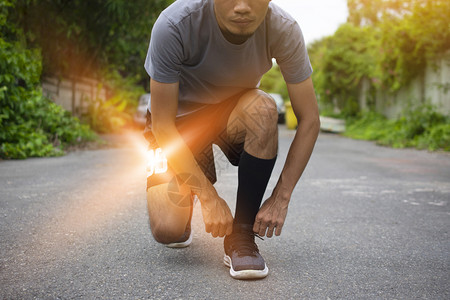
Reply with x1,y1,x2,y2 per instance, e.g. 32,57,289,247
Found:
223,224,269,279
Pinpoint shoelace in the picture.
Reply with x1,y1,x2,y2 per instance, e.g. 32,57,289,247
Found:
228,231,264,257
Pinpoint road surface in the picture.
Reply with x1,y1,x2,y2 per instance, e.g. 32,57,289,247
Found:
1,126,449,299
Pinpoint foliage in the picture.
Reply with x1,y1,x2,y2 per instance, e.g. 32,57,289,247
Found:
375,0,450,91
347,0,416,26
344,104,450,151
2,0,170,136
0,0,95,159
10,0,173,86
308,23,377,117
309,0,450,116
82,73,145,133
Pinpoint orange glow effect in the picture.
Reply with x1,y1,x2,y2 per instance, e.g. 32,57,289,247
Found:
128,129,186,177
8,131,150,261
146,148,168,176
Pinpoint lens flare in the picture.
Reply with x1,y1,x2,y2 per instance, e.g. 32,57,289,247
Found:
146,148,168,176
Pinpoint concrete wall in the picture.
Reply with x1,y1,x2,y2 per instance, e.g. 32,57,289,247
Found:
42,77,107,115
359,50,450,118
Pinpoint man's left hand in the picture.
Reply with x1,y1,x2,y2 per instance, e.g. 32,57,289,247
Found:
253,196,289,238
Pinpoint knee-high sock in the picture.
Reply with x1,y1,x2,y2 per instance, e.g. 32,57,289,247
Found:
234,150,276,226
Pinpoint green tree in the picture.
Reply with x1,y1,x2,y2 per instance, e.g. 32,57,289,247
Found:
308,23,377,116
3,0,175,136
11,0,173,85
375,0,450,91
347,0,415,26
307,0,450,151
309,0,450,115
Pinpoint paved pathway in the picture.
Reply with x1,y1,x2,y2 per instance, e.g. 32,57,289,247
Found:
1,127,449,299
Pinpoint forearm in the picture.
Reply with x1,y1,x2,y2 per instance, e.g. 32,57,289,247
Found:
149,79,233,237
253,116,319,237
274,116,320,201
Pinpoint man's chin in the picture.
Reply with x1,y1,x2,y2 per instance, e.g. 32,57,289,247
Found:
221,26,256,44
232,28,255,38
228,31,254,41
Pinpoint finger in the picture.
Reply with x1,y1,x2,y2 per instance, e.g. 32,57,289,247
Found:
222,212,233,237
218,222,226,238
266,224,276,238
275,223,284,236
225,221,233,236
258,222,267,237
211,224,219,238
205,223,212,234
253,219,261,234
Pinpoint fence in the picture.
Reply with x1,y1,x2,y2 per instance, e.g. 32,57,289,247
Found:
42,77,108,116
359,50,450,118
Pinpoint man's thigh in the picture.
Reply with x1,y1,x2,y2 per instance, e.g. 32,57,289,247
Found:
144,91,248,189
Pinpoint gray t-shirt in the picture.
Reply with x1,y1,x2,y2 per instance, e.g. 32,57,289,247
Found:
144,0,312,116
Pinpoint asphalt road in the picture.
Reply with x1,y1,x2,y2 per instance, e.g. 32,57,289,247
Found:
1,126,449,299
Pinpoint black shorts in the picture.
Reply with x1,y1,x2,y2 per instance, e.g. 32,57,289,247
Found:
144,92,247,190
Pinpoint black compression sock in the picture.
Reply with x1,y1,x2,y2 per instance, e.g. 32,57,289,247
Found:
234,150,277,226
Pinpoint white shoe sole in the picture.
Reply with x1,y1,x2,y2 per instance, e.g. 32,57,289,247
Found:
165,230,193,248
223,254,269,279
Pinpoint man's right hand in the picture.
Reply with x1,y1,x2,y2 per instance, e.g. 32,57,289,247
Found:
198,187,233,238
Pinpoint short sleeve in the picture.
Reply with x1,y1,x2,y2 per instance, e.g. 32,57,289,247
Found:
273,21,313,84
144,13,183,83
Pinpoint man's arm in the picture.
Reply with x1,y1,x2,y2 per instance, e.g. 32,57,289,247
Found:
253,77,320,237
150,79,233,238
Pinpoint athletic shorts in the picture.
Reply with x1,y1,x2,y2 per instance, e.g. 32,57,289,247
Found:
144,91,248,190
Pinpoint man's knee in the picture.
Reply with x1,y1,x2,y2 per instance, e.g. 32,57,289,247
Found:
146,183,191,244
256,91,279,125
150,221,187,245
241,90,279,129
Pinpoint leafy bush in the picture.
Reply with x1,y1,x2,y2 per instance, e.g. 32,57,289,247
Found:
0,0,95,159
80,70,145,133
345,104,450,151
309,0,450,115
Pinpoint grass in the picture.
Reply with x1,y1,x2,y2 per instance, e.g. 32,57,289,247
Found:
343,105,450,151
